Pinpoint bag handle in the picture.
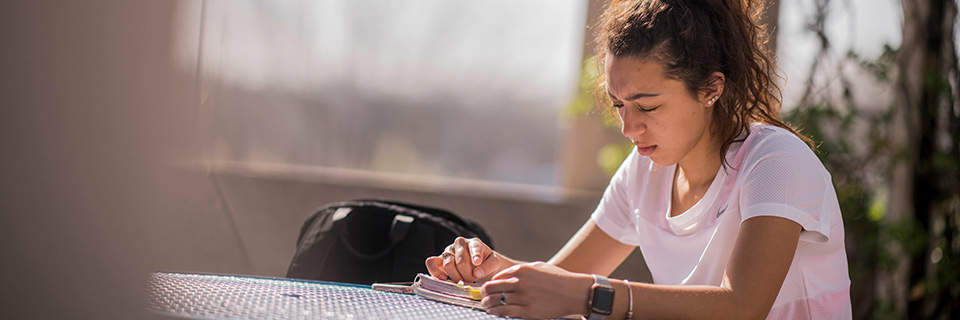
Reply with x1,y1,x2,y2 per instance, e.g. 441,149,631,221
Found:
336,200,489,246
336,212,415,261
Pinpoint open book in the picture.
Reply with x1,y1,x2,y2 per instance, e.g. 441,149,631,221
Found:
372,274,584,319
412,273,485,309
372,274,485,310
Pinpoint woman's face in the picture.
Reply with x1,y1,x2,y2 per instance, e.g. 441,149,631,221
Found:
604,55,717,167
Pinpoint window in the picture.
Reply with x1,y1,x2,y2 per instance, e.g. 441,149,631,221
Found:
175,0,586,199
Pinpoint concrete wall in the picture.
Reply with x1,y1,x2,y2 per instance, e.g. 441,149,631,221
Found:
0,1,649,318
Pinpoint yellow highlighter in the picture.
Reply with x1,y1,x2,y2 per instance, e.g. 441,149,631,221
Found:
457,280,484,300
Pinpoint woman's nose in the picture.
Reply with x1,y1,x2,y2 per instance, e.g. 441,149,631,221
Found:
619,107,645,138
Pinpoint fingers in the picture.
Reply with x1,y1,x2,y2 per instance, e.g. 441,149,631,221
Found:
479,283,523,317
491,263,524,280
478,263,578,320
453,237,479,283
442,250,466,283
426,237,495,283
481,276,518,292
480,291,523,310
467,238,498,279
424,256,447,280
474,251,500,280
485,305,525,318
468,238,485,266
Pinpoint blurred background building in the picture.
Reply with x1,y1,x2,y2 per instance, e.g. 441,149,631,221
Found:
2,0,956,319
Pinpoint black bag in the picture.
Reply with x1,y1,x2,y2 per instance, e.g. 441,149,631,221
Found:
286,199,494,285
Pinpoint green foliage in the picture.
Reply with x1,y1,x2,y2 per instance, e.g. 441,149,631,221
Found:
868,190,886,222
926,195,960,311
788,40,960,317
563,55,616,127
597,141,635,176
784,102,894,316
564,55,633,176
848,45,898,83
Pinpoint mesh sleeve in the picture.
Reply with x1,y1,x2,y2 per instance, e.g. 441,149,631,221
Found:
739,132,833,243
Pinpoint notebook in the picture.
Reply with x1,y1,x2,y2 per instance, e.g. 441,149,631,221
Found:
372,274,485,310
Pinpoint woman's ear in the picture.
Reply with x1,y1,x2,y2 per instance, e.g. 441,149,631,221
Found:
701,72,725,106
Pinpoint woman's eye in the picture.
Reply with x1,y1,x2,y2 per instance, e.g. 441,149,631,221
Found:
638,105,660,112
612,103,625,109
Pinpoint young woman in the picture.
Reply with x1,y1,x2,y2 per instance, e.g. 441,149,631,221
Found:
425,0,852,319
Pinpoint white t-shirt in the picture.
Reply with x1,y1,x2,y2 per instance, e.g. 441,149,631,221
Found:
591,124,852,319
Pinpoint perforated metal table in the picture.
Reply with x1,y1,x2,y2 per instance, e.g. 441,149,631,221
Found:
147,272,503,319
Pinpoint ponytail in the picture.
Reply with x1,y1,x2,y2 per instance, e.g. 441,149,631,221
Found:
595,0,814,166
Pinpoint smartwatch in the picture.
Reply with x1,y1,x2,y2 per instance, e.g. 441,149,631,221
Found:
587,274,615,320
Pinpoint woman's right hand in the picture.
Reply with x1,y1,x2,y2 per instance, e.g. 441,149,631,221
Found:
425,237,502,283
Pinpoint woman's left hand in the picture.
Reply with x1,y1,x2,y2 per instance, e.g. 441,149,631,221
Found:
479,261,594,319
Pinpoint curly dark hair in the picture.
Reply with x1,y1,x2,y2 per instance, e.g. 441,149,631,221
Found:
594,0,814,167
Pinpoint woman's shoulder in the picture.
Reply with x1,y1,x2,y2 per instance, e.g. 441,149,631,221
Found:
734,123,828,178
740,123,817,158
749,122,808,143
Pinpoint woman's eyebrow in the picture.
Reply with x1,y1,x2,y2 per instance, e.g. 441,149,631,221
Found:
607,90,660,101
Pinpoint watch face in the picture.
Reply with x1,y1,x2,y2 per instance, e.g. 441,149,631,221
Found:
591,286,615,314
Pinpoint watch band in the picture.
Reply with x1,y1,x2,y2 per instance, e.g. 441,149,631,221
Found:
587,274,614,320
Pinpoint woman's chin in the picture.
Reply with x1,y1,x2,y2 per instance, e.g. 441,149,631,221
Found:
648,156,676,167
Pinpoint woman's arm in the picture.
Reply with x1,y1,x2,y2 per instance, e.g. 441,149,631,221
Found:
425,218,632,283
481,215,801,319
548,219,636,276
605,215,802,319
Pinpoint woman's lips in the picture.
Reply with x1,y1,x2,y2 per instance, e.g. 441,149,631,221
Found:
635,144,657,156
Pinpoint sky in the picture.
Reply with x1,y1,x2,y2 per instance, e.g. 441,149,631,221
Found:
778,0,904,109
